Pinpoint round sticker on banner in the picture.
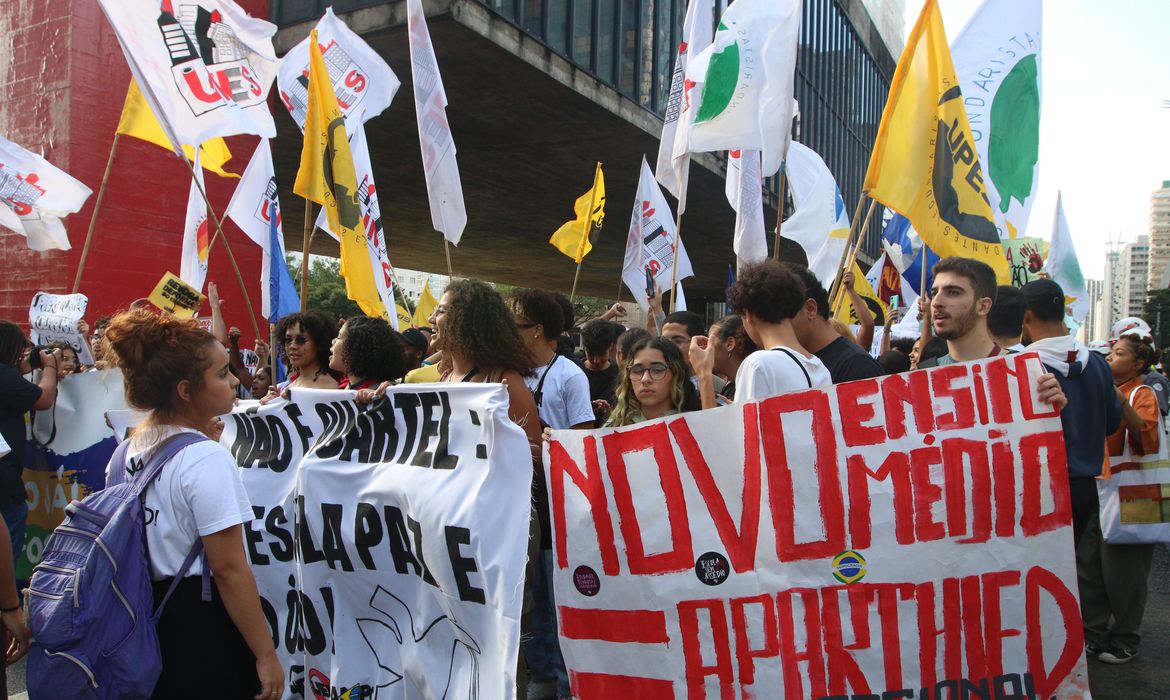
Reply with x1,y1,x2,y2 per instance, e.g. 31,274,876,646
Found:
695,551,730,586
832,550,867,584
573,565,600,597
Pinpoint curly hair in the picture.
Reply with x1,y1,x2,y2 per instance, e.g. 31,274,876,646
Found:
0,321,30,368
440,279,535,377
726,260,806,323
339,316,405,383
277,310,340,379
711,314,758,359
1116,334,1158,373
507,288,565,340
608,336,699,427
104,309,220,415
783,263,831,320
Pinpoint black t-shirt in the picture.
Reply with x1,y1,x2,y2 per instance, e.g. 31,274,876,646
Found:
814,336,885,384
583,363,619,426
0,364,41,504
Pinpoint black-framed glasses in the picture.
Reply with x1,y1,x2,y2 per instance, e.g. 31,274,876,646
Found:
284,334,308,346
629,363,669,380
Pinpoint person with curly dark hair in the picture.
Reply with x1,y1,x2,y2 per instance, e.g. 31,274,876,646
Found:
705,315,758,403
328,316,406,389
264,311,340,400
690,260,830,408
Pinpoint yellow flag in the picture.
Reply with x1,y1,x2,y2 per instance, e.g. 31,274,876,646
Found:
116,80,238,179
834,261,889,328
147,272,205,319
549,163,606,263
395,304,414,330
862,0,1008,283
293,30,383,320
412,279,438,328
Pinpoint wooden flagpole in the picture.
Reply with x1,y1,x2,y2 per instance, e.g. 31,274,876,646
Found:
831,198,878,317
569,163,603,305
300,200,313,313
442,238,454,279
72,133,122,294
826,193,870,306
920,244,930,340
180,157,261,341
771,168,788,261
668,155,692,313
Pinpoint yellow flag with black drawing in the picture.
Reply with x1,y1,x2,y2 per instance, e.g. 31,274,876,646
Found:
294,30,383,319
862,0,1009,283
834,261,889,328
549,163,606,264
116,79,238,179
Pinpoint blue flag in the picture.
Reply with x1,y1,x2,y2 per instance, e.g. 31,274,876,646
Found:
724,265,735,315
268,211,300,324
882,213,939,296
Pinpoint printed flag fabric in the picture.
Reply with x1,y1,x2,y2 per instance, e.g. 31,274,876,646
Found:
782,141,851,289
621,158,692,311
413,278,439,328
655,0,716,209
835,260,888,327
685,0,801,177
550,163,606,264
314,126,399,328
225,139,299,320
294,29,383,320
862,0,1008,283
724,149,768,272
952,0,1042,238
0,135,92,251
116,79,238,178
1046,192,1089,325
97,0,279,149
277,7,400,135
407,0,467,245
881,210,939,296
179,151,210,292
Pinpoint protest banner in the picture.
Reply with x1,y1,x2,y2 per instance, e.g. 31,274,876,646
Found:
23,370,126,577
28,292,94,365
1002,237,1048,289
545,353,1089,699
221,384,531,699
148,271,206,318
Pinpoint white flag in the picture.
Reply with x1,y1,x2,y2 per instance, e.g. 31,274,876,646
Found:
314,126,400,328
655,0,717,209
685,0,801,176
1046,192,1089,324
674,281,688,312
226,140,285,319
952,0,1042,239
277,7,400,135
621,158,693,312
96,0,279,150
407,0,467,245
782,141,851,288
724,149,768,272
180,151,210,292
0,135,91,251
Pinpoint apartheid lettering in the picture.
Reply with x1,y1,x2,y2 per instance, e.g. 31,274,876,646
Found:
546,354,1090,699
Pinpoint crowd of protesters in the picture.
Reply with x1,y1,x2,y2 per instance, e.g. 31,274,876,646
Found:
0,254,1164,698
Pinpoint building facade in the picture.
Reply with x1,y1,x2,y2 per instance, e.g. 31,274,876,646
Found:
1122,235,1150,320
1082,277,1103,343
1098,244,1124,341
1148,181,1170,291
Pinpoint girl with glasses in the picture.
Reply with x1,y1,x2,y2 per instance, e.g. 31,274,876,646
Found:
605,336,700,428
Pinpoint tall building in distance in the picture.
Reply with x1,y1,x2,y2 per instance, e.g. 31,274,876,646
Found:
1148,181,1170,290
1098,243,1125,340
1122,234,1150,319
1082,278,1104,343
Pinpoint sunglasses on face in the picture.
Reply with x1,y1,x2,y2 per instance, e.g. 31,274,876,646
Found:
284,334,309,346
629,363,669,380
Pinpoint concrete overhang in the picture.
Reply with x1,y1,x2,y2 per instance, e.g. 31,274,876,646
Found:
272,0,787,302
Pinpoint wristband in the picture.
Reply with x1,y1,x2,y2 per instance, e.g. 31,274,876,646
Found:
0,604,19,613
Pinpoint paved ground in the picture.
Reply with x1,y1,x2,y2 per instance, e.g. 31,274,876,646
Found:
7,546,1169,698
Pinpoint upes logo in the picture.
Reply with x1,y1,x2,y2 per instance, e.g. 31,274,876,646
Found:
932,85,999,245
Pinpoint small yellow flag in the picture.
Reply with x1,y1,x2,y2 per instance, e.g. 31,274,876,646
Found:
294,30,383,320
549,163,606,264
148,272,205,319
395,304,414,330
116,79,238,179
412,279,438,328
834,261,889,328
862,0,1008,283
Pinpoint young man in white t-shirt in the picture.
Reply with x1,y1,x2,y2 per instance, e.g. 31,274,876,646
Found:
692,260,832,407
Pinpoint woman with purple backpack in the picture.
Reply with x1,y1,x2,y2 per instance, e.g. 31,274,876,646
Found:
104,310,282,700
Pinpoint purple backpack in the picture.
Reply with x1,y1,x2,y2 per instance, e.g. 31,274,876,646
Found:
27,431,211,700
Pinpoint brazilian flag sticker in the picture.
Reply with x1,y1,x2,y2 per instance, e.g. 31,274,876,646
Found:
832,550,867,584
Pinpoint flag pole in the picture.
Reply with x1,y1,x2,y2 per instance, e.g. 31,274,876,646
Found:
668,156,691,313
180,156,262,341
919,244,930,340
442,239,454,278
831,198,877,316
828,194,873,309
385,261,416,326
569,261,584,305
300,200,313,312
269,322,278,390
72,132,122,294
570,162,603,306
771,167,788,261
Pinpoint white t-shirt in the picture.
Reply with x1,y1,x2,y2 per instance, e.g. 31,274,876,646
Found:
524,355,595,429
109,426,253,580
735,347,832,403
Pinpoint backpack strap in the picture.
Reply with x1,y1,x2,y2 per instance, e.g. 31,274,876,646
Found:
771,347,813,388
133,432,209,491
153,541,211,620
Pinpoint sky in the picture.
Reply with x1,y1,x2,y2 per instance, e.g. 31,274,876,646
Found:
906,0,1170,282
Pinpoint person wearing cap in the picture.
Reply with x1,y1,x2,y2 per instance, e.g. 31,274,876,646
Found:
400,327,430,375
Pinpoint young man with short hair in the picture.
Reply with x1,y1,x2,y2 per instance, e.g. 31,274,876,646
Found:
691,260,831,408
988,284,1026,351
786,264,884,383
579,320,624,426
